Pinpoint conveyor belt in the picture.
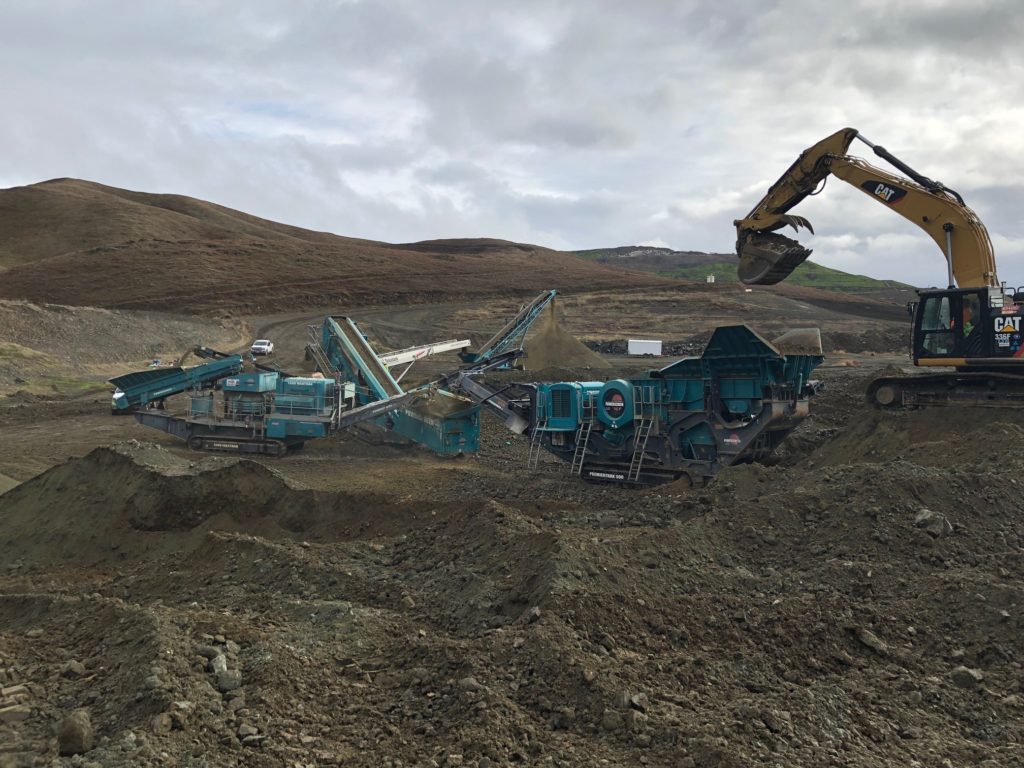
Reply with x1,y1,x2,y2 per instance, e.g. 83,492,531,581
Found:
329,317,403,399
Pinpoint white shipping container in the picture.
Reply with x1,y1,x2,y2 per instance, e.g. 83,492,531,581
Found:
627,339,662,356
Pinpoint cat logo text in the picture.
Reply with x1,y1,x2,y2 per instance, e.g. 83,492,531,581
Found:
994,317,1021,333
994,316,1022,347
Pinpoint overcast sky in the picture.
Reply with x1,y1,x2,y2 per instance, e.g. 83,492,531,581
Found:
2,0,1023,287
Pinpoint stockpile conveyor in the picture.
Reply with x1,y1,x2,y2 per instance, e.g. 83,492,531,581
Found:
109,355,244,413
379,338,471,383
459,289,556,365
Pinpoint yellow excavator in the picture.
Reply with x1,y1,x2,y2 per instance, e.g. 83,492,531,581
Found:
734,127,1024,407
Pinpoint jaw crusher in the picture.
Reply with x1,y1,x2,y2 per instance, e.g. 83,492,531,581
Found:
449,325,824,486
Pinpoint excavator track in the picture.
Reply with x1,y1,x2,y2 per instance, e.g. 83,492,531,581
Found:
737,232,812,285
867,372,1024,409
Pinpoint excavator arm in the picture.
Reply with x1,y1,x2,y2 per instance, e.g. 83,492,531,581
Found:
734,127,998,289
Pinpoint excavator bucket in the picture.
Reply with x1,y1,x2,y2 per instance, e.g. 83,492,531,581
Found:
736,231,812,286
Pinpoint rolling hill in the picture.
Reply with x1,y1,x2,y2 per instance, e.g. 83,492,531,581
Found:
0,179,671,312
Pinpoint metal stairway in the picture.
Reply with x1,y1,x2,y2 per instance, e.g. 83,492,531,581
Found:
627,417,654,482
569,420,592,475
527,419,547,470
627,383,660,482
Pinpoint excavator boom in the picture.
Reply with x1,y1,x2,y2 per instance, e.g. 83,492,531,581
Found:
734,128,998,289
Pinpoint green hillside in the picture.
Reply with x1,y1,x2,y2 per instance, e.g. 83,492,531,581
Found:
659,259,911,290
573,247,913,293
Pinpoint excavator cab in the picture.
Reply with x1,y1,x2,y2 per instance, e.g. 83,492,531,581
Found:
913,287,1021,367
915,291,955,357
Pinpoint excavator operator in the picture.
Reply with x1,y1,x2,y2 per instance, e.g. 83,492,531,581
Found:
962,295,979,337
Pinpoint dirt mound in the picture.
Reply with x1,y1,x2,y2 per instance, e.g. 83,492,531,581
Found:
824,327,908,354
389,500,559,633
522,304,610,371
812,406,1024,469
0,445,445,570
0,300,243,366
0,179,670,311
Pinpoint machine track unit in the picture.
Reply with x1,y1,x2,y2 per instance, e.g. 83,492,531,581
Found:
867,371,1024,409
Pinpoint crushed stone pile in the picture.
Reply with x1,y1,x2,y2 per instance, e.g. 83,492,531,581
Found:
521,304,610,371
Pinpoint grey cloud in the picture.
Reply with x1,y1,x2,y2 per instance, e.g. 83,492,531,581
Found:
835,1,1024,61
0,0,1022,286
415,159,491,187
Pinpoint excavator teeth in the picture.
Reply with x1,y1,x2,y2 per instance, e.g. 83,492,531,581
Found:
780,215,814,234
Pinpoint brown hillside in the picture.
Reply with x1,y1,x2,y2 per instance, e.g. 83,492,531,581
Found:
0,179,671,312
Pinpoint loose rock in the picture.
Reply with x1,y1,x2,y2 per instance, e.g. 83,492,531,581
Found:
951,666,984,688
854,627,889,656
61,660,87,677
914,508,953,538
458,677,485,692
58,709,94,755
151,713,173,735
217,669,243,692
0,704,31,723
601,708,624,732
238,723,259,738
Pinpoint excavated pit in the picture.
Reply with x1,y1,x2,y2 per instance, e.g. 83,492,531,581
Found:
2,368,1024,766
